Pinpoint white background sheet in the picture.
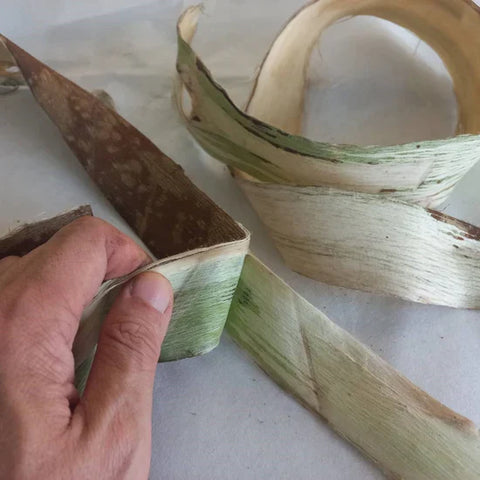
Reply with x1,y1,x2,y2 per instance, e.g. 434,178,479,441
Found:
1,1,479,478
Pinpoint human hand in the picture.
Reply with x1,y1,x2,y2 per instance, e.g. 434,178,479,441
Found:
0,216,173,480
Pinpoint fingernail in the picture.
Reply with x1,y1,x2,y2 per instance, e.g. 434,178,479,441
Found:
130,272,172,314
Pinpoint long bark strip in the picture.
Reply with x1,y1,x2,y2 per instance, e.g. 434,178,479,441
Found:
0,35,250,377
0,208,249,374
74,233,250,366
175,1,480,308
1,35,245,259
227,255,480,480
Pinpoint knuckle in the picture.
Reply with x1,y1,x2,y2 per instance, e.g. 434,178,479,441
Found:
64,215,107,240
62,216,134,258
103,314,161,369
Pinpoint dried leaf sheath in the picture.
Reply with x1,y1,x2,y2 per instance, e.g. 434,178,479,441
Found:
74,233,249,365
1,35,250,373
1,36,245,259
175,1,480,308
227,255,480,480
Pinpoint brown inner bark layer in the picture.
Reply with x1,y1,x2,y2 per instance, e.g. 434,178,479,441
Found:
4,38,245,261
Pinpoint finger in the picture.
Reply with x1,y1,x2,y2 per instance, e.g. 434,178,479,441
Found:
0,216,150,348
77,272,172,437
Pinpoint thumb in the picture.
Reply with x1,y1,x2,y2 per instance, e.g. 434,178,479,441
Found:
79,271,173,427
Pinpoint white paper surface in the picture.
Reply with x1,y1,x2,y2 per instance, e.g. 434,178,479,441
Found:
1,1,480,478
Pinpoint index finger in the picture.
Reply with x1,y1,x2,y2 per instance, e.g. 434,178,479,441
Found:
0,216,150,347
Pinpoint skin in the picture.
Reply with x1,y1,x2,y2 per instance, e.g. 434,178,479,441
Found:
0,216,173,480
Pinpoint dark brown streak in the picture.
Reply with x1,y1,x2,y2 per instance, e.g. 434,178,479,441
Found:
428,209,480,241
